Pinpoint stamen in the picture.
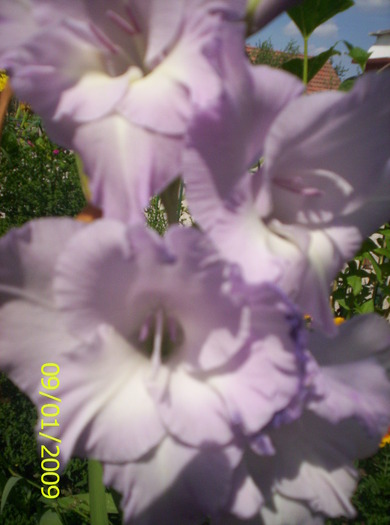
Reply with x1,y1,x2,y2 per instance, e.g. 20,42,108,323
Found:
273,176,323,197
89,22,119,55
151,309,164,375
125,4,141,33
107,9,138,36
167,315,178,343
135,310,183,364
103,9,145,72
0,284,53,309
138,314,152,342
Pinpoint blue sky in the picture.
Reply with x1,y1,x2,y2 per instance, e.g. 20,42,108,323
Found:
247,0,390,77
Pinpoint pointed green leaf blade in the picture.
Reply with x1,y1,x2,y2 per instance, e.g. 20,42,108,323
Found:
39,510,64,525
338,77,358,91
288,0,354,38
0,476,21,513
356,299,375,314
281,46,340,83
343,40,372,72
346,275,363,296
41,492,118,515
367,253,383,283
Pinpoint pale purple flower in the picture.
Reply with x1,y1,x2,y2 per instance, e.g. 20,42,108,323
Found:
0,0,251,222
184,73,390,332
0,218,306,523
218,315,390,525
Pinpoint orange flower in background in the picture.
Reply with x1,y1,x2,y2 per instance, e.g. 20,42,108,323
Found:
380,427,390,448
0,71,7,91
76,203,103,223
0,77,12,141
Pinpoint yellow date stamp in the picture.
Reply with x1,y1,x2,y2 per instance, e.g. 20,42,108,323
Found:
39,363,61,499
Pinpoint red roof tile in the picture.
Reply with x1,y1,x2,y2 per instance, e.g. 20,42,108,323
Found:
245,46,340,93
307,61,340,93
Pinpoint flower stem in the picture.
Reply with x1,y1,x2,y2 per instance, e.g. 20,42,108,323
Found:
245,0,263,35
75,153,92,201
151,309,163,377
88,459,108,525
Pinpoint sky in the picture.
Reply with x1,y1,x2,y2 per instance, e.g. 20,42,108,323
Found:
247,0,390,77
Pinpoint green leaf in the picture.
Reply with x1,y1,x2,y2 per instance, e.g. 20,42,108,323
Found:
380,226,390,238
336,298,352,311
51,493,118,515
373,247,390,258
332,288,348,300
281,46,340,83
338,76,358,92
41,492,118,524
288,0,354,38
359,237,378,254
39,510,63,525
343,41,372,72
110,489,122,516
0,472,6,494
1,128,19,156
367,253,383,283
356,299,375,314
347,275,363,296
381,263,390,277
354,268,371,279
35,137,47,149
0,476,21,513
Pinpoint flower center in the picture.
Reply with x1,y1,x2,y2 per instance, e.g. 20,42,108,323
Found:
90,7,148,76
137,309,184,366
106,8,147,73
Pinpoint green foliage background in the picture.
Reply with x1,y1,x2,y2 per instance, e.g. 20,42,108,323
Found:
0,106,91,524
0,110,85,235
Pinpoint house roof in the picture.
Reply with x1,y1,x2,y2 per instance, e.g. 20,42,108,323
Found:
306,61,340,93
367,28,390,71
245,46,340,94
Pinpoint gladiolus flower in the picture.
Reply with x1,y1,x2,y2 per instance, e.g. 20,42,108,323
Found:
220,315,390,525
184,73,390,332
0,218,307,523
0,0,252,222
